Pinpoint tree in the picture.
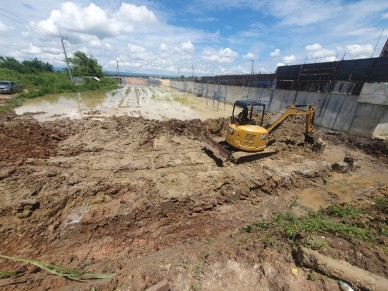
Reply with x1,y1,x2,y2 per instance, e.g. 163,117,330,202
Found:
0,57,24,72
22,58,54,73
68,51,103,78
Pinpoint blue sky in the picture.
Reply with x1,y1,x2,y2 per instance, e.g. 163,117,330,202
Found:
0,0,387,76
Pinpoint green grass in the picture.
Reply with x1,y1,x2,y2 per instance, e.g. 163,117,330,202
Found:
0,68,120,112
171,93,191,105
0,271,22,278
241,198,383,248
0,255,114,282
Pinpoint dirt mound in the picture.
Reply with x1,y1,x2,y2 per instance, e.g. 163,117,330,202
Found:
323,131,388,163
0,116,66,164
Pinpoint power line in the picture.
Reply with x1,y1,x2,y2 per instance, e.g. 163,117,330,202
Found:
0,8,57,37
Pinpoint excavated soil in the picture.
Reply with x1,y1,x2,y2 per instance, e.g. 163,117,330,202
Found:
0,110,387,290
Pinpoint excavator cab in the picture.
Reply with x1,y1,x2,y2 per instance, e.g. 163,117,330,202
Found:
226,100,270,153
231,100,266,126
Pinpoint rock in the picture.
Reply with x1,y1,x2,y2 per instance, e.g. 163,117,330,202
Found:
344,153,357,167
332,162,349,173
0,167,16,180
14,199,40,218
313,138,326,153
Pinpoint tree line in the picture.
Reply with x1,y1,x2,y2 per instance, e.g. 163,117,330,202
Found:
0,51,103,77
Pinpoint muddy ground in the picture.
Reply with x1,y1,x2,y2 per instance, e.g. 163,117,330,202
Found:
0,102,387,290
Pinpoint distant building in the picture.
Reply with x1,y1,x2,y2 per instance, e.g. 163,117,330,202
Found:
380,38,388,57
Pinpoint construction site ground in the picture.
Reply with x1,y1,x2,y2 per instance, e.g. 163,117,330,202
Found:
0,79,387,290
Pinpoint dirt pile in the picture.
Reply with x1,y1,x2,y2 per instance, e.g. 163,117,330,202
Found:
0,113,387,290
0,114,66,164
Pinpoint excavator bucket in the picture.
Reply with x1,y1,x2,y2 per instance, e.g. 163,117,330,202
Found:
203,135,232,162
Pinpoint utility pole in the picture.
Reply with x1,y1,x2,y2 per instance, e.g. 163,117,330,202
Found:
60,36,74,84
250,60,254,74
116,59,120,76
192,65,194,79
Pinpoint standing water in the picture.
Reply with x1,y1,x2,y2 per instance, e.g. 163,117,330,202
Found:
15,85,232,121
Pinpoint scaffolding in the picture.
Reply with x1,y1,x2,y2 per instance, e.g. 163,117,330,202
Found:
206,80,227,111
196,57,388,96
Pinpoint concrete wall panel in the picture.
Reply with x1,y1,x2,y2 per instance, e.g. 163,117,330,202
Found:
348,103,387,137
169,80,388,138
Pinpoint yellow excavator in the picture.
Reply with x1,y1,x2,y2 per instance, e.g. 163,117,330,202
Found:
204,100,316,163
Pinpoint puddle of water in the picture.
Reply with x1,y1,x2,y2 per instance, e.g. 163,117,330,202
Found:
297,167,387,211
15,85,233,121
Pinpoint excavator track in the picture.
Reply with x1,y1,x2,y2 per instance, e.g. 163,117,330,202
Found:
203,135,277,164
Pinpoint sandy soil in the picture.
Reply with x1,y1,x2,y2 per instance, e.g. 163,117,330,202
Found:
0,81,387,290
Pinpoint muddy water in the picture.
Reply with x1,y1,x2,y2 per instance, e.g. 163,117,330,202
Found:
297,165,387,211
15,85,233,121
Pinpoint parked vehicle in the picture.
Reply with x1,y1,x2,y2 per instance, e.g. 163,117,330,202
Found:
0,80,22,94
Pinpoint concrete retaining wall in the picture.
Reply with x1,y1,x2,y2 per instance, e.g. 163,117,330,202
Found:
170,80,388,138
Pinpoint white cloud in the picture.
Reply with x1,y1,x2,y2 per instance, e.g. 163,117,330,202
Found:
202,47,238,63
0,21,11,32
23,44,42,55
270,48,280,57
114,3,157,23
128,44,146,54
282,55,296,64
345,44,373,58
35,2,158,39
181,41,194,53
305,43,322,51
243,52,256,59
277,62,285,67
159,43,168,51
273,0,342,26
305,43,335,58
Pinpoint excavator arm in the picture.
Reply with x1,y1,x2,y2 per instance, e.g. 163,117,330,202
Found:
264,105,315,134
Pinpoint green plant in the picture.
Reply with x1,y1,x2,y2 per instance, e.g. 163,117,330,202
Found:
375,198,388,213
263,235,277,247
0,255,114,282
324,204,361,218
302,236,329,250
191,282,202,290
0,271,22,278
241,196,377,248
179,256,204,277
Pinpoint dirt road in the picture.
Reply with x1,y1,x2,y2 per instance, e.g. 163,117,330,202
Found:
0,95,387,290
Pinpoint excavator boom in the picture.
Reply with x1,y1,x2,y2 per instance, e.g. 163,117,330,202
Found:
264,105,315,134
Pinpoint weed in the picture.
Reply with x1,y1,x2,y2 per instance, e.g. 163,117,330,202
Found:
263,235,277,247
375,198,388,212
191,282,202,290
179,256,204,277
171,94,191,105
0,255,114,282
302,236,329,250
324,204,361,218
241,196,379,248
237,239,246,246
205,238,215,245
0,271,22,278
